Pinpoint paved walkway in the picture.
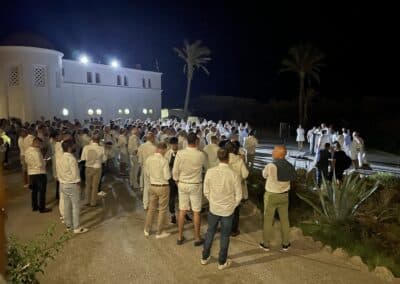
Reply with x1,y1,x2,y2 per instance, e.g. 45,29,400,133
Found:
5,168,399,283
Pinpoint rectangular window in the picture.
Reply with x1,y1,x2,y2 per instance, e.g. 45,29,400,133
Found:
62,68,65,77
148,79,152,89
142,78,146,88
87,72,93,83
33,65,46,87
9,66,20,87
117,75,122,85
95,72,101,83
124,76,128,86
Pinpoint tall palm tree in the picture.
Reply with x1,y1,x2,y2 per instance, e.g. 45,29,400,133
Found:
281,43,324,125
173,40,211,116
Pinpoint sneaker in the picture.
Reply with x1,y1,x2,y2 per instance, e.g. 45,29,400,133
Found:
170,215,177,224
176,236,186,245
218,259,232,270
259,242,270,252
282,243,291,251
73,227,89,234
144,230,150,237
200,256,211,265
231,230,240,237
194,239,204,247
97,191,107,197
66,227,72,232
155,231,171,239
39,208,52,213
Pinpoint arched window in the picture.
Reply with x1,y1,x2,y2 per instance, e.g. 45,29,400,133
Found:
148,79,152,89
124,76,128,86
117,75,122,85
142,78,146,88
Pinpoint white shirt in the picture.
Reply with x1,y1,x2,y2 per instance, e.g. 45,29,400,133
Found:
138,141,156,165
118,135,128,155
144,153,171,185
203,143,220,168
173,147,207,183
128,134,140,155
18,136,25,157
58,152,80,184
25,146,46,175
81,142,106,168
23,134,35,156
262,163,291,193
244,136,258,155
204,163,242,216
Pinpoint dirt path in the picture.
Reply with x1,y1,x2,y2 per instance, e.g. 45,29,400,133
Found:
5,171,399,284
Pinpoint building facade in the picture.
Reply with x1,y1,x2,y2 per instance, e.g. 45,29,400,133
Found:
0,46,162,122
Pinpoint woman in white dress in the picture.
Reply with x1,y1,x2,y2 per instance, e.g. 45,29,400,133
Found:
296,125,305,150
351,131,365,169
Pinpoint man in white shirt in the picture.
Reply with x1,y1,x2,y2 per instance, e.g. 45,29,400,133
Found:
259,145,296,252
18,128,29,187
80,134,106,207
58,140,88,234
244,130,258,169
128,127,140,189
201,148,242,270
25,137,51,213
118,128,128,176
138,132,156,210
203,136,220,169
143,142,171,239
173,133,207,246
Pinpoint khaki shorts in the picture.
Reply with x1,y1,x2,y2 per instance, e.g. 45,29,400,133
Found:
178,183,202,212
21,156,27,172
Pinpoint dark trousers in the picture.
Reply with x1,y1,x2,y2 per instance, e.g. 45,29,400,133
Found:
55,180,60,200
168,179,178,215
30,174,47,210
202,212,233,265
79,160,86,183
317,167,329,186
231,205,240,233
98,163,106,192
4,143,9,163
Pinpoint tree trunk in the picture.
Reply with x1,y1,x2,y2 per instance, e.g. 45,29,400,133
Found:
298,72,305,126
183,74,192,117
0,165,6,278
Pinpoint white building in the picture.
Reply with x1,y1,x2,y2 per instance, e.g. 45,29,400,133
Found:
0,46,162,122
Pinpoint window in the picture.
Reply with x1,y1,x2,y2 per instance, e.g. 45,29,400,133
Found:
148,79,152,89
33,65,46,87
87,72,93,83
124,108,130,115
56,71,61,88
61,108,69,116
124,76,128,86
96,108,102,115
62,68,65,77
142,108,148,114
88,108,94,116
142,78,146,88
117,75,121,85
9,66,19,87
95,73,101,84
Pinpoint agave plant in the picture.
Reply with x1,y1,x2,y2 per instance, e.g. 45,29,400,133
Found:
296,173,379,223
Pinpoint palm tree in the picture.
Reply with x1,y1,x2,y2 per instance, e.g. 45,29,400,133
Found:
173,40,211,116
304,88,317,126
281,43,324,125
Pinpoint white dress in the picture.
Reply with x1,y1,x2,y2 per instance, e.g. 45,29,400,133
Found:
296,128,305,142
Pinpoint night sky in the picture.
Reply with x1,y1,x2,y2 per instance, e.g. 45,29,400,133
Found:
0,1,390,108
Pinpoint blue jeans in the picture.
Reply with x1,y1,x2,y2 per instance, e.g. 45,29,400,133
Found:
202,212,233,265
61,183,80,230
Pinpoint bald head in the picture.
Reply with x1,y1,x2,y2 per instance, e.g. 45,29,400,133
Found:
272,145,287,160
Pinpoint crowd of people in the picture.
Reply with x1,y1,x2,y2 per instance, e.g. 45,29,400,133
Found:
0,116,367,270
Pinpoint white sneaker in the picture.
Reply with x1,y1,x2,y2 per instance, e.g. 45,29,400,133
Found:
144,230,150,237
201,256,211,265
218,259,232,270
155,231,170,239
73,227,89,234
97,191,107,197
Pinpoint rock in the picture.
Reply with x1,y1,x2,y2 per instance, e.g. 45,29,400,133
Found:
322,245,332,253
290,227,303,240
349,256,369,272
314,241,323,249
332,248,349,259
374,266,395,282
303,236,314,242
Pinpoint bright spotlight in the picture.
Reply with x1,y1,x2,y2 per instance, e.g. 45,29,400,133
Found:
62,108,69,116
96,108,102,115
79,55,89,64
88,108,94,116
110,59,120,68
142,108,148,115
124,108,130,115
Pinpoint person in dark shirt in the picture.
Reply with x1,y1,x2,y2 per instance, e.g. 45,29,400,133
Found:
316,143,331,185
331,141,351,181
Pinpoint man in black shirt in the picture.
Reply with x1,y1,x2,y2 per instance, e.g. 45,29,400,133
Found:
316,143,331,186
331,141,351,181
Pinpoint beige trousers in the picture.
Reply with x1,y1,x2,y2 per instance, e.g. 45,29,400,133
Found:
144,185,170,234
85,167,101,206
